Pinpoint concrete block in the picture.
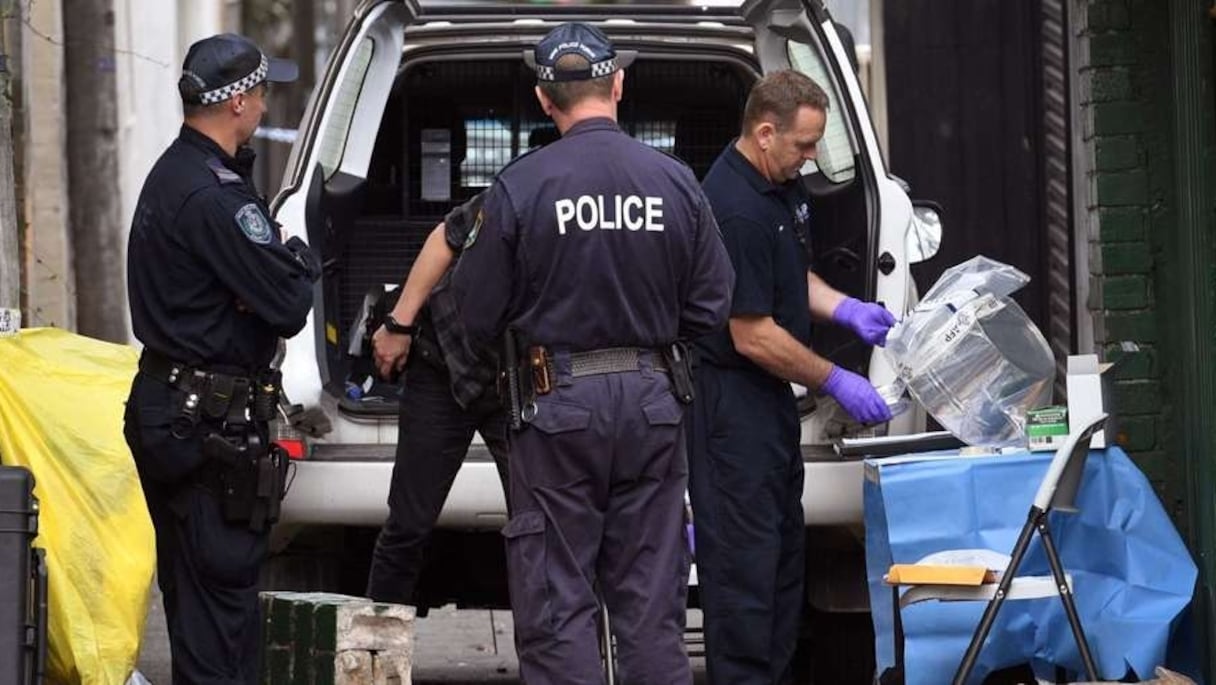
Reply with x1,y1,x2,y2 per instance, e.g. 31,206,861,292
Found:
334,603,416,653
335,651,374,685
313,651,336,683
260,592,415,684
373,650,412,685
266,646,294,685
265,592,302,646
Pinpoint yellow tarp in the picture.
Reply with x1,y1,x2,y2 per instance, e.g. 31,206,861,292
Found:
0,328,154,684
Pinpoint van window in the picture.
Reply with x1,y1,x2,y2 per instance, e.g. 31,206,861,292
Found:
317,38,374,178
787,41,857,183
458,117,681,190
633,121,677,155
461,117,512,188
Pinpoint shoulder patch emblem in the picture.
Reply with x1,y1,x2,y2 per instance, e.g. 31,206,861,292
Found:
463,209,483,249
235,203,273,244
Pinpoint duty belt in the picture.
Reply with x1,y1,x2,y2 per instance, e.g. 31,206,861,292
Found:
561,347,668,378
138,350,281,432
528,346,667,397
502,334,693,430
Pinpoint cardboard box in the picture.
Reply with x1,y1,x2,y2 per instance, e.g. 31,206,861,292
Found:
1026,405,1069,452
1065,347,1132,449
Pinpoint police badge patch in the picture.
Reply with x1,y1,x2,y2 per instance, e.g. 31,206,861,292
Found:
463,209,484,249
235,203,273,245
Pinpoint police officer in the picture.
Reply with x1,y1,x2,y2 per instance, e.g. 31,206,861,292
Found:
124,34,317,684
690,70,895,685
447,23,734,684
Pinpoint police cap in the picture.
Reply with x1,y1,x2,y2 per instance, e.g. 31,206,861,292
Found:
523,22,637,82
179,33,298,105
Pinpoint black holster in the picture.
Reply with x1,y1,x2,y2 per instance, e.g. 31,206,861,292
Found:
201,432,289,532
499,329,535,430
662,341,696,405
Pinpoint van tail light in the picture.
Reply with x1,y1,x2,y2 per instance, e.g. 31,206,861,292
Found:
275,438,308,460
272,412,309,460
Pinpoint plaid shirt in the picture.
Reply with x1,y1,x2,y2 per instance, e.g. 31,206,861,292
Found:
426,192,499,408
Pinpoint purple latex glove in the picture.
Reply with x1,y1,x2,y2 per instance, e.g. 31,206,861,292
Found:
832,297,897,347
822,365,893,424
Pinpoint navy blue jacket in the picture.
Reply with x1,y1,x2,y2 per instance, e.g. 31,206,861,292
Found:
448,117,734,353
127,126,320,372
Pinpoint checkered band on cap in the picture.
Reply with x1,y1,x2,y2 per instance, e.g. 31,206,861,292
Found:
536,57,618,82
196,55,268,105
589,58,618,78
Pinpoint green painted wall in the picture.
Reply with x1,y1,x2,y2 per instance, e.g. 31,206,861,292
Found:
1080,0,1181,515
1079,0,1216,677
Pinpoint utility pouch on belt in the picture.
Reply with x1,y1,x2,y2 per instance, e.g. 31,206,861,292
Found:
663,342,695,405
201,373,236,420
252,370,281,422
529,346,552,396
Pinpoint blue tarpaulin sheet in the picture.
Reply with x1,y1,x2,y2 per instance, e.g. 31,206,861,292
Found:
864,447,1198,684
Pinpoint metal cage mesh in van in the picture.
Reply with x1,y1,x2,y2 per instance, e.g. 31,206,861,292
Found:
337,57,750,338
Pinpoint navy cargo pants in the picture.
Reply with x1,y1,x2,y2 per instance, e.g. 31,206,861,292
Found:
505,353,692,685
687,364,805,685
124,373,268,685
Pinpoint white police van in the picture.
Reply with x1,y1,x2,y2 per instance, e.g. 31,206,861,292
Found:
268,0,942,676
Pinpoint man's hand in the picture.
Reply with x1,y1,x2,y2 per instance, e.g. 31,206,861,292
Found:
822,365,892,424
372,324,412,380
832,297,896,347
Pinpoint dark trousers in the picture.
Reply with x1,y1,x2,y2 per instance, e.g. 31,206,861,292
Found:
124,374,268,685
366,357,509,605
687,365,805,685
506,359,692,685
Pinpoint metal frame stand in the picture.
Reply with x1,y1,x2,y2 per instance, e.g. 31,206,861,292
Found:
598,594,617,685
950,506,1099,685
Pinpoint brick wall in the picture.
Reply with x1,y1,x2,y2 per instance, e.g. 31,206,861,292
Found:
1076,0,1184,519
261,592,415,684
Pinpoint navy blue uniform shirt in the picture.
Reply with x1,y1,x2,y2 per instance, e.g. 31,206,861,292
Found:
695,141,814,371
127,125,320,372
449,117,734,353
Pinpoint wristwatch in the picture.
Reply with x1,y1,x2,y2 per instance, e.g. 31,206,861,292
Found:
384,314,420,336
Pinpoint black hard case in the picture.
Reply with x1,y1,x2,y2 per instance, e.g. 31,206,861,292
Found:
0,466,46,684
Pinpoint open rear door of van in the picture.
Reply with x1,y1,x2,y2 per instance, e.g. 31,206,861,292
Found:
273,0,419,419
